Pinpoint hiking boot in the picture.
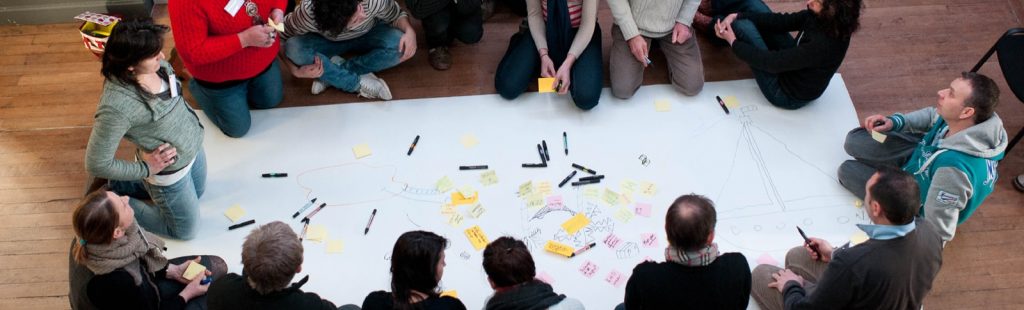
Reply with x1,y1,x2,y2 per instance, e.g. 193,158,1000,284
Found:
1014,174,1024,193
428,47,452,71
357,73,393,100
311,80,327,95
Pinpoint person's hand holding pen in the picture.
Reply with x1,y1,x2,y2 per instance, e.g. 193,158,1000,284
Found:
714,13,739,45
627,36,650,68
804,237,834,262
862,115,894,132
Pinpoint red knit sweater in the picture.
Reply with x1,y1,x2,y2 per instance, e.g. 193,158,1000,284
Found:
169,0,286,82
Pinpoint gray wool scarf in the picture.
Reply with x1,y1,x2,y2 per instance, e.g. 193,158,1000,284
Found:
81,223,168,285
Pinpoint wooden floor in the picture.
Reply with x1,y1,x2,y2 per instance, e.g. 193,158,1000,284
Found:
1,0,1022,308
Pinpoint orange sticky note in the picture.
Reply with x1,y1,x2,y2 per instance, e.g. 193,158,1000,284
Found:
544,240,574,257
464,225,489,251
561,213,590,235
440,290,459,298
538,78,556,93
451,191,478,206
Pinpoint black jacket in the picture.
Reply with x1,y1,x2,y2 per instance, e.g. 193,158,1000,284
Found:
208,273,339,310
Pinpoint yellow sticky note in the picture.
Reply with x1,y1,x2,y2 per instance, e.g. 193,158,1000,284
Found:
655,99,671,112
518,181,534,197
723,95,740,108
468,203,486,218
305,224,327,242
613,207,634,223
436,176,454,193
538,181,553,196
561,213,591,235
480,170,499,186
854,199,863,208
267,18,285,32
451,191,478,206
181,261,207,281
224,205,246,223
544,240,574,257
448,213,465,227
620,179,637,194
458,185,476,199
326,240,344,254
871,130,888,143
850,231,869,246
464,225,489,251
619,192,633,207
583,188,599,200
352,144,372,159
603,189,620,206
525,192,544,209
640,181,658,197
440,290,459,298
460,134,479,148
440,203,457,215
538,77,556,93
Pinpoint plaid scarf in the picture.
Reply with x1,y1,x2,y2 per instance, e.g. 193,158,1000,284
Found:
665,243,719,267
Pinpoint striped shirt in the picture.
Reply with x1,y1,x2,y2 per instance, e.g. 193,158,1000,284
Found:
541,0,584,28
281,0,407,41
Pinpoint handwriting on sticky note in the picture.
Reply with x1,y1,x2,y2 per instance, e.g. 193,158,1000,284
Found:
655,99,671,112
448,213,464,227
182,261,206,280
584,188,599,200
451,191,478,206
460,134,479,148
464,225,489,251
480,170,499,186
305,224,327,242
468,203,486,218
635,203,652,217
723,95,740,108
605,270,626,287
224,205,246,223
526,193,544,209
352,144,372,159
440,203,456,215
619,192,633,207
561,213,591,235
326,239,344,254
641,233,659,248
850,231,869,246
603,188,620,206
519,181,534,197
546,195,564,208
579,260,599,278
536,271,555,284
436,176,454,193
613,207,634,223
544,240,575,257
538,181,553,196
440,290,458,298
603,234,622,249
640,181,657,197
871,130,888,143
756,253,779,266
538,77,556,93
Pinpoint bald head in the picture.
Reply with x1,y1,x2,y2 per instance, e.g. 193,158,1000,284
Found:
665,194,717,251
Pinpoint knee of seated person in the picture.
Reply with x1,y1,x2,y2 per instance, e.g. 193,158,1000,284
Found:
672,78,704,96
170,226,198,241
611,85,637,100
283,40,312,64
572,91,600,110
496,85,522,100
768,98,808,110
785,246,811,264
220,122,251,138
457,28,484,44
842,129,868,155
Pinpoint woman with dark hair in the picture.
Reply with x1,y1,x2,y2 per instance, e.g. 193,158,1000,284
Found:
169,0,285,137
362,231,466,310
86,19,206,240
69,189,227,309
481,237,583,310
713,0,863,110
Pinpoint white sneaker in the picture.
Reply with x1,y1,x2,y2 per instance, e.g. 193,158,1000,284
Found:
357,73,392,100
311,79,327,95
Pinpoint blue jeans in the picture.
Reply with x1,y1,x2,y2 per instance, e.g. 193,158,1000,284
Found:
108,150,207,240
190,60,283,138
730,19,810,110
284,24,404,92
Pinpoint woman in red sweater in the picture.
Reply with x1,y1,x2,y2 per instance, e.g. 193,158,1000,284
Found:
169,0,287,138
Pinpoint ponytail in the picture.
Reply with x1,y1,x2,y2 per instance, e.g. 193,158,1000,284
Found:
71,189,119,264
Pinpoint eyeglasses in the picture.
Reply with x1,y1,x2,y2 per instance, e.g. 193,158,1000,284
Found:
245,0,262,25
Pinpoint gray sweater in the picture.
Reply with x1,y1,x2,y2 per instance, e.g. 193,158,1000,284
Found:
607,0,701,41
85,61,204,181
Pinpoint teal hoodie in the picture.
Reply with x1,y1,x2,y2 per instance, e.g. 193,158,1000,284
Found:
890,107,1007,242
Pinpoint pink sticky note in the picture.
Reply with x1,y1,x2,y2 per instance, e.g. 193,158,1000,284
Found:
605,270,626,288
547,195,563,205
603,234,622,249
641,233,659,248
579,261,599,278
756,253,780,267
635,203,652,217
536,271,555,284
